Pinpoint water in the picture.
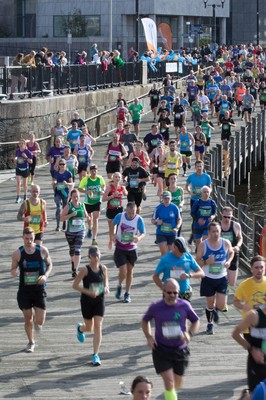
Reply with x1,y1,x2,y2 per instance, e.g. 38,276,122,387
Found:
233,169,266,215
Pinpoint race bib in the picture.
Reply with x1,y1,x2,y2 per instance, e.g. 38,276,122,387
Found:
129,179,138,188
162,322,182,338
110,199,120,207
170,269,184,279
161,223,172,233
121,232,134,242
57,183,66,190
209,264,223,274
72,218,83,226
24,271,39,285
30,215,41,224
168,163,176,170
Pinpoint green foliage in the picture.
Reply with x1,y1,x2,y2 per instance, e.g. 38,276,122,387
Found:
199,38,211,47
61,8,89,37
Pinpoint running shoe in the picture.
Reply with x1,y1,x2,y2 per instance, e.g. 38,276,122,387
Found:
206,323,214,335
92,239,98,246
76,323,85,343
115,284,122,299
183,172,187,177
123,292,131,303
25,342,35,353
55,226,60,231
213,308,219,324
23,195,27,200
188,164,191,169
87,229,92,239
15,196,21,204
91,353,101,366
221,304,228,312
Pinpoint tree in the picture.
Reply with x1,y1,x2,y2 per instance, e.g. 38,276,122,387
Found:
61,8,89,37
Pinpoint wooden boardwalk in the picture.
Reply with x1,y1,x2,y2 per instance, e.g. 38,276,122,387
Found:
0,108,253,399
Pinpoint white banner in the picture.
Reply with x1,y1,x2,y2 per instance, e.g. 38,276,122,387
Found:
141,18,157,54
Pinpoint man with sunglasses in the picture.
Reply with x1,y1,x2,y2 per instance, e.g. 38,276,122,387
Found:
142,278,200,400
220,206,243,287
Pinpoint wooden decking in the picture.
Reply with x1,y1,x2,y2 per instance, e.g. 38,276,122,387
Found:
0,109,253,399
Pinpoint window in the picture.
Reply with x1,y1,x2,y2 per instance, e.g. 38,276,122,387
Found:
53,15,101,37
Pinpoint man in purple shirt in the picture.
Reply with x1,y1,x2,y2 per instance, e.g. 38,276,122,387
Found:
142,278,200,400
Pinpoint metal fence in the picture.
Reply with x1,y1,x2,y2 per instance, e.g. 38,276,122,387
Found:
205,111,266,267
0,61,197,99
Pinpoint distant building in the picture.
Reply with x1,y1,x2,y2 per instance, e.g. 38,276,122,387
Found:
1,1,264,57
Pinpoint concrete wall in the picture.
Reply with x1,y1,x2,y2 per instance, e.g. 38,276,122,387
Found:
0,84,152,169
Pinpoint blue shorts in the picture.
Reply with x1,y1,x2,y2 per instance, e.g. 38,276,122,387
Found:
194,145,205,153
132,119,140,126
156,234,176,245
193,226,208,239
200,276,228,297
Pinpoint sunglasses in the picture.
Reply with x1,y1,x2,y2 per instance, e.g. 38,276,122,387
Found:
222,215,231,219
59,163,66,166
165,291,179,295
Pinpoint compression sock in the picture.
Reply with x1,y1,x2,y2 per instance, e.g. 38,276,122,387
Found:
71,261,75,271
182,162,186,173
205,307,214,323
164,389,178,400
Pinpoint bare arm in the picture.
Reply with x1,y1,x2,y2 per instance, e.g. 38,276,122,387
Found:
141,319,157,349
153,273,164,290
11,249,21,278
17,201,26,221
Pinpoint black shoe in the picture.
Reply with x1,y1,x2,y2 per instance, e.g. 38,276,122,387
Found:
72,270,77,278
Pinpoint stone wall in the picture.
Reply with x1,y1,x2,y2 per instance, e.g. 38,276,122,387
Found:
0,84,152,169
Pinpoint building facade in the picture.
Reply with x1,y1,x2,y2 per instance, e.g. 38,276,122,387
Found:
1,0,264,58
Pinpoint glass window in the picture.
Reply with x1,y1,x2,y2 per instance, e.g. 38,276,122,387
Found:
53,15,101,37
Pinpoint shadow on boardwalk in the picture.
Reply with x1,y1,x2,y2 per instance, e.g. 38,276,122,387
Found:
0,109,251,399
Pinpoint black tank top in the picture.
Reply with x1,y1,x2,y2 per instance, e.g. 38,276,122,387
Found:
249,308,266,349
82,264,104,300
221,221,237,246
18,245,45,289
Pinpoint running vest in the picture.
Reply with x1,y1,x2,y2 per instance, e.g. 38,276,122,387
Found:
116,212,140,251
24,199,45,235
82,264,104,299
85,176,102,205
132,150,147,169
169,187,182,207
202,239,228,279
18,245,45,289
77,145,90,165
221,221,237,246
180,133,192,152
201,121,212,138
165,152,180,177
107,184,123,209
107,143,122,162
249,308,266,350
67,202,86,233
63,155,76,176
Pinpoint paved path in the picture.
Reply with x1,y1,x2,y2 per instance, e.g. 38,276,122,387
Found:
0,104,253,399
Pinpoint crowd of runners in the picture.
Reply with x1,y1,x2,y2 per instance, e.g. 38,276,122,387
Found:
10,44,266,400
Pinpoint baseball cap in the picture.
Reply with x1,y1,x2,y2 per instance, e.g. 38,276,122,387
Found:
162,191,172,199
90,164,98,170
88,246,101,258
173,237,188,253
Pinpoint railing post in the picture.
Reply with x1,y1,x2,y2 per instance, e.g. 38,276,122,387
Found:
240,126,247,181
235,131,241,185
3,66,8,95
229,136,235,193
28,67,33,98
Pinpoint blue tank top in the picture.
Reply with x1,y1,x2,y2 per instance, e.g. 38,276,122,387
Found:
180,132,192,152
202,239,227,279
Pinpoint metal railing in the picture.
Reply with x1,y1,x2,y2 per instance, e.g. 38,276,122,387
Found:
205,111,266,267
0,61,198,98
